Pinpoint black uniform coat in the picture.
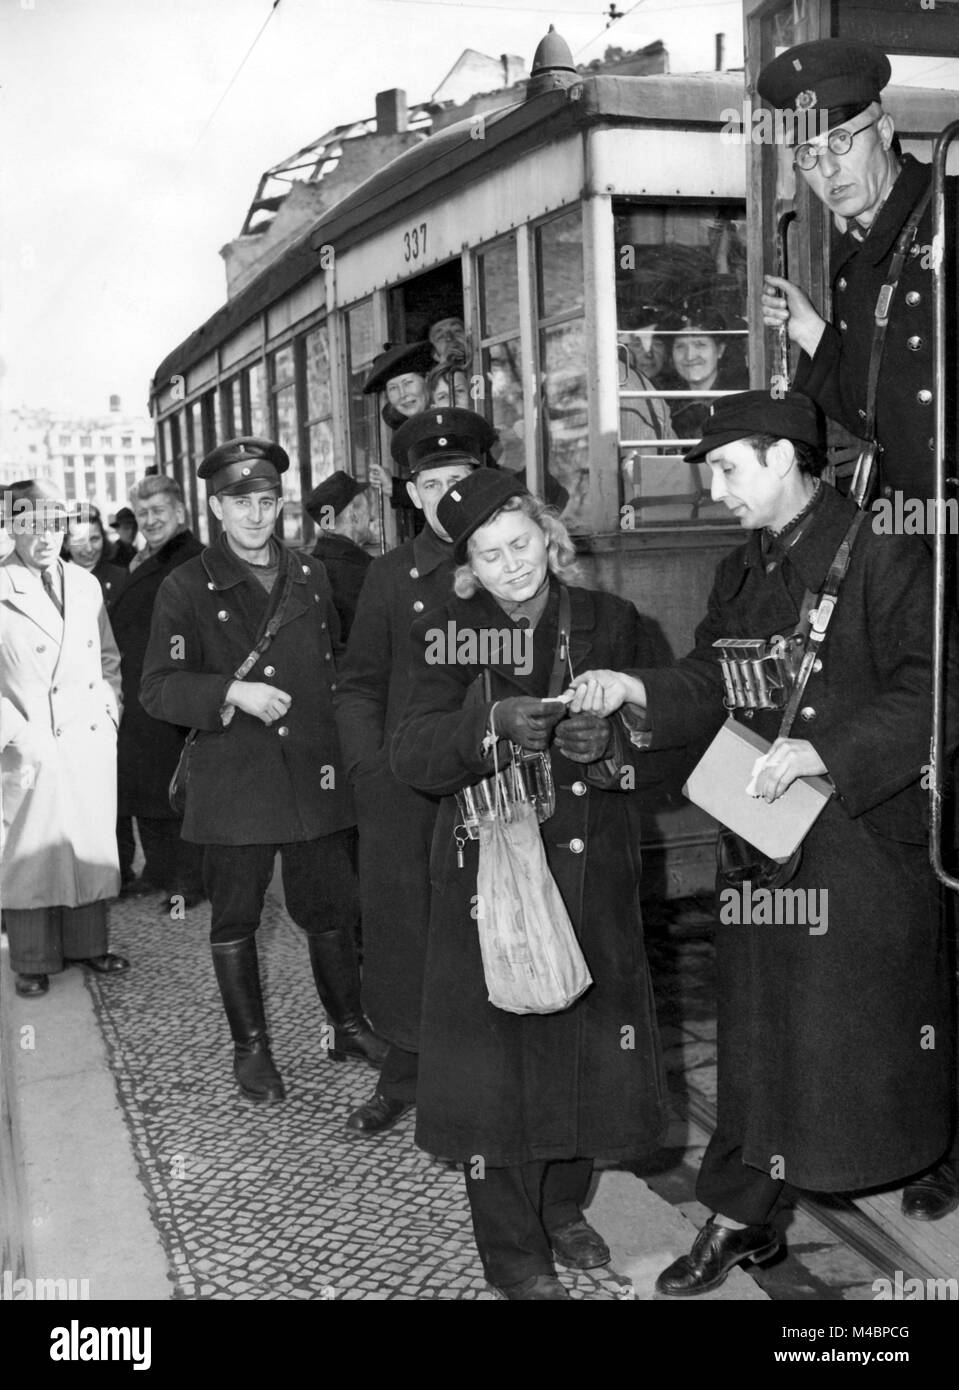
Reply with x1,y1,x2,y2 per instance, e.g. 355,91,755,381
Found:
334,525,456,1051
795,155,959,499
309,532,372,643
140,535,353,846
89,554,129,611
638,483,953,1192
110,529,202,820
390,579,672,1167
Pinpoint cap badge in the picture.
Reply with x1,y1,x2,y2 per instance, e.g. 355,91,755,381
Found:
434,414,443,423
241,466,251,476
796,89,817,110
438,437,447,446
450,489,462,502
792,58,802,71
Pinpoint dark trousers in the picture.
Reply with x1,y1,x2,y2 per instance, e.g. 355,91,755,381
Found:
118,814,204,893
464,1157,594,1286
377,1044,418,1104
203,832,359,945
5,903,108,975
695,1127,785,1227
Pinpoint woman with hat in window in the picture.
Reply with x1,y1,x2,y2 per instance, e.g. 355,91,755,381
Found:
391,469,681,1298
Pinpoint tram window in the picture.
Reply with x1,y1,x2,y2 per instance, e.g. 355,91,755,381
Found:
536,208,585,319
346,300,381,485
270,345,301,542
476,234,526,475
534,209,587,526
248,361,268,438
614,202,747,526
187,399,209,542
304,323,335,494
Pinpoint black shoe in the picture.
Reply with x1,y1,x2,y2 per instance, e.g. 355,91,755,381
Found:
77,953,130,975
307,932,389,1067
345,1091,413,1137
210,938,285,1105
549,1217,611,1270
901,1162,959,1222
15,973,49,998
497,1274,571,1301
655,1217,780,1297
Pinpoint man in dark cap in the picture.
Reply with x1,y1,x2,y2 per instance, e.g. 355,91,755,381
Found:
571,391,957,1291
140,438,386,1104
304,471,375,643
334,407,495,1135
110,506,140,569
758,37,958,504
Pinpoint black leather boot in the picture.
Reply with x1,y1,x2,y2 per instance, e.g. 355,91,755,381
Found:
307,931,389,1067
210,938,285,1104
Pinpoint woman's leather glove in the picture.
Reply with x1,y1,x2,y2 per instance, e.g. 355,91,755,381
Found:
552,711,613,764
492,697,565,752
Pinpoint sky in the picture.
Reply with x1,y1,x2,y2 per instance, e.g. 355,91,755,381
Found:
0,0,750,419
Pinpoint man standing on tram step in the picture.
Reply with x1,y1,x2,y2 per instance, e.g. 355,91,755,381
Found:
140,437,387,1104
334,407,496,1136
759,38,959,507
304,470,374,644
759,37,959,1223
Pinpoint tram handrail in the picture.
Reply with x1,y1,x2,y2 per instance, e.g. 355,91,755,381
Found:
929,118,959,891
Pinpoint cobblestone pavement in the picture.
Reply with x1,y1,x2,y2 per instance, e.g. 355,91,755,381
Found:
90,891,634,1301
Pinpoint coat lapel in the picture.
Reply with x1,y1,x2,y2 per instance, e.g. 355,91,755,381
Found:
1,558,63,643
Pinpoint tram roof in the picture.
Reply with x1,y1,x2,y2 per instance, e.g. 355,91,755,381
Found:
151,71,958,395
151,72,743,393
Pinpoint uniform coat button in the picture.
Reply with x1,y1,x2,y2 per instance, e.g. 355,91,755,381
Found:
882,484,893,498
324,652,331,661
55,728,62,737
907,336,923,351
264,666,275,677
917,389,933,404
838,319,847,331
409,567,419,579
217,610,229,621
87,640,93,647
568,838,585,854
37,645,46,653
320,621,326,629
837,277,847,290
800,706,816,722
413,600,424,613
302,564,310,574
207,582,215,590
277,725,289,737
571,781,587,796
812,658,823,674
906,291,921,306
90,723,97,731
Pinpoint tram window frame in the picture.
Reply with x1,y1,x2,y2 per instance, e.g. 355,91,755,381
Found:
613,198,749,530
301,320,336,541
344,297,381,487
532,206,588,529
184,398,208,543
474,232,528,480
269,342,302,543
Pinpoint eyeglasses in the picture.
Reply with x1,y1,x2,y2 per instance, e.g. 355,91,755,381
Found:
794,119,876,171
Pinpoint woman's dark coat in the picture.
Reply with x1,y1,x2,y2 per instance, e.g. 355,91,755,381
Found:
110,529,203,820
391,579,680,1167
139,535,353,845
638,483,954,1191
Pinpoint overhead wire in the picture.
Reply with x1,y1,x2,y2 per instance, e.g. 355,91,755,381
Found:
186,0,284,159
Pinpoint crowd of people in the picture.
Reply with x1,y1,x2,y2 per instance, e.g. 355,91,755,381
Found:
2,35,957,1300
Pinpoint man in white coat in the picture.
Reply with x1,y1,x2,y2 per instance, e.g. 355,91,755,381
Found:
1,480,129,998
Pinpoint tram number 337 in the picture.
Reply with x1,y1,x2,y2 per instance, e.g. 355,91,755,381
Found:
403,223,428,263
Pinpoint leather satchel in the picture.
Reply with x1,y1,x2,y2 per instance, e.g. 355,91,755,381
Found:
167,552,298,816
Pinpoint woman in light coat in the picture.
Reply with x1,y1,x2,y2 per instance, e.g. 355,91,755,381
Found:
1,481,128,998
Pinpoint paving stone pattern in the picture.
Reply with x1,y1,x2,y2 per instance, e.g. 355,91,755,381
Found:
89,893,634,1301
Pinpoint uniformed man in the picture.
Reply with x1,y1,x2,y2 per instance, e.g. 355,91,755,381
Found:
758,37,958,503
140,437,386,1104
304,471,375,643
572,391,957,1292
334,407,495,1135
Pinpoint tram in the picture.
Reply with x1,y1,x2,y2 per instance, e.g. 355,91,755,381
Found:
149,7,959,898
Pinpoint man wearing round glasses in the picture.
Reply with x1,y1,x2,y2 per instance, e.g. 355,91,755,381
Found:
758,38,958,508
